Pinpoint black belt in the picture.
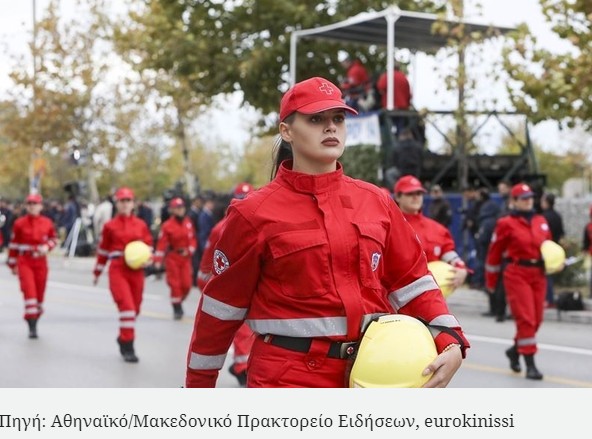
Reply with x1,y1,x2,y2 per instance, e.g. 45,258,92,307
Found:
263,335,358,360
174,248,189,255
504,258,544,268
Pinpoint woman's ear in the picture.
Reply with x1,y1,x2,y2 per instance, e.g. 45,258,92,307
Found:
279,121,292,143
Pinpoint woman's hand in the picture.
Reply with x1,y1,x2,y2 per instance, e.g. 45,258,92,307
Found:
421,344,463,388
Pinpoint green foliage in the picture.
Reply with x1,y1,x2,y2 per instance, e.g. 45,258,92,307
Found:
502,0,592,131
340,145,382,186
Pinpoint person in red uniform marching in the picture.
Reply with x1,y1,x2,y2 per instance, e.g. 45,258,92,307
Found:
93,187,153,363
154,197,196,320
485,183,551,380
185,76,470,388
7,193,58,339
393,175,469,289
196,182,256,387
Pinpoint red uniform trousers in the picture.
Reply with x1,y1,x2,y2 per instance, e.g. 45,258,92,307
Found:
17,255,48,320
231,324,255,375
247,337,350,388
165,252,193,304
109,259,144,342
503,264,546,355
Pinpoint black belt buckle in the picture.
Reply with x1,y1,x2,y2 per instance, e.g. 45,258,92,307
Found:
338,341,358,359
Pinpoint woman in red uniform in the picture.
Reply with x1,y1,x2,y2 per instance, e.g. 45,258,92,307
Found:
7,193,57,339
154,197,196,320
93,187,153,363
393,175,468,288
485,183,550,380
185,77,470,388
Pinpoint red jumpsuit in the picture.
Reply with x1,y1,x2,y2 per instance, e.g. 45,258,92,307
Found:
186,161,469,388
485,212,551,355
402,212,467,269
197,216,255,378
154,216,196,305
93,214,153,342
7,214,57,321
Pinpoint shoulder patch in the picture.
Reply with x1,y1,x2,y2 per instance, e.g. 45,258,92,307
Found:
213,249,230,275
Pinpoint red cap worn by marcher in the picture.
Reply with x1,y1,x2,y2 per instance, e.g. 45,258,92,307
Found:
114,187,135,201
169,197,185,208
510,183,534,199
393,175,426,194
233,182,254,199
279,77,358,122
25,193,43,204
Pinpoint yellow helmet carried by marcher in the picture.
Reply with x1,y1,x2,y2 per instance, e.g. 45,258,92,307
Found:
540,240,566,274
124,241,152,270
427,260,456,298
349,314,437,388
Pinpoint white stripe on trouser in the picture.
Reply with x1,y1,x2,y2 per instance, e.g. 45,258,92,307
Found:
120,320,135,329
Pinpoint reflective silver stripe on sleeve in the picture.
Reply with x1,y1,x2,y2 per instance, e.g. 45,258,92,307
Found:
8,243,19,249
485,264,501,273
197,271,212,281
426,314,462,338
201,295,247,321
109,251,123,258
188,351,227,370
441,251,462,265
154,251,165,257
246,316,348,337
388,275,439,311
516,337,536,347
97,249,109,256
8,258,16,264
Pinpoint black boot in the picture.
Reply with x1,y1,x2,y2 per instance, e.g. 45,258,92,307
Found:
117,338,139,363
524,354,543,380
228,365,247,387
505,345,521,373
173,303,184,320
27,318,38,339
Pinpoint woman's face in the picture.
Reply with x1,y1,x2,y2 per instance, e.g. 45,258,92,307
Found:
396,192,424,214
116,198,135,215
279,109,346,174
514,196,534,211
26,202,43,216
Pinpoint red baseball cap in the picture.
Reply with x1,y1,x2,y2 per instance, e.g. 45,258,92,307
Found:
279,77,358,122
169,197,185,208
510,183,533,199
25,193,43,204
114,186,135,201
393,175,426,194
233,182,254,199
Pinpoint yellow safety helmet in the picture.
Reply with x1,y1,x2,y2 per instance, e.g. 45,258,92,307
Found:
349,314,437,388
124,240,152,270
540,240,566,275
427,260,456,298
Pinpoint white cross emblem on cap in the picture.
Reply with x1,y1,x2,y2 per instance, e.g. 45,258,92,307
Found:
318,82,334,95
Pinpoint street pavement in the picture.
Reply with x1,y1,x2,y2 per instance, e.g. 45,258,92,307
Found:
1,253,591,388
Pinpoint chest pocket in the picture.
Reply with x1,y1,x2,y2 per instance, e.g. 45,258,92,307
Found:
267,229,331,298
353,222,387,290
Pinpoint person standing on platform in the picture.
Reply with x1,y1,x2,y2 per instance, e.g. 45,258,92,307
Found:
7,193,58,339
93,187,153,363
